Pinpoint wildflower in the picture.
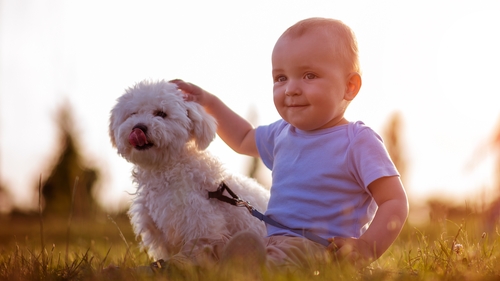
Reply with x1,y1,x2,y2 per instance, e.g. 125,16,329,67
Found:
453,243,463,254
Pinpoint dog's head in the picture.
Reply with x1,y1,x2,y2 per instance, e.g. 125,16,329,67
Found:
109,80,217,166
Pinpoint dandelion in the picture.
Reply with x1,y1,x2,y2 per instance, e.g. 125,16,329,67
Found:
453,243,463,254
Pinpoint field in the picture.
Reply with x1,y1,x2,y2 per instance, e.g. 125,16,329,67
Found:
1,205,499,281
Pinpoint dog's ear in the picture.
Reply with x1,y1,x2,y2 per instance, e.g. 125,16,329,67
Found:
109,107,117,148
185,101,217,150
108,96,125,148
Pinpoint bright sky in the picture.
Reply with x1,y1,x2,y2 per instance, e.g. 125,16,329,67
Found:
1,0,499,212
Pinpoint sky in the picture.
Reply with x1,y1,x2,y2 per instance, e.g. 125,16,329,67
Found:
1,0,500,212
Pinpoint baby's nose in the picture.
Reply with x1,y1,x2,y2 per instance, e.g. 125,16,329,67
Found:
285,84,301,96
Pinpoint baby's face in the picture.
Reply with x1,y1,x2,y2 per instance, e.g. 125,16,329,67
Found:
271,31,352,131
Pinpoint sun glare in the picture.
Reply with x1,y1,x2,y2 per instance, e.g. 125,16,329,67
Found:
0,1,499,212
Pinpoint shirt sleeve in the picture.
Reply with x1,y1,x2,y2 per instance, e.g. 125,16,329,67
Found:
348,123,400,192
255,119,286,170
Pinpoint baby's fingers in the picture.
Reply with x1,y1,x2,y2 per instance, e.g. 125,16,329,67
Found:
339,248,359,262
169,79,187,89
328,237,360,263
169,79,204,102
333,238,355,259
170,79,197,94
327,237,348,253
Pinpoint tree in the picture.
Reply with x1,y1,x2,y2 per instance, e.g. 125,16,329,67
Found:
41,103,99,219
491,117,500,194
0,184,13,214
244,106,271,188
382,111,408,190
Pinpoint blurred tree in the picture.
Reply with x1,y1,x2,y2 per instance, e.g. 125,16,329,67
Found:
492,117,500,194
0,184,13,214
246,105,261,180
382,111,408,190
464,115,500,228
486,116,500,227
245,106,271,188
41,103,100,219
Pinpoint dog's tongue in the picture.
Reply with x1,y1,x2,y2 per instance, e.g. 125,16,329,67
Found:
129,128,148,147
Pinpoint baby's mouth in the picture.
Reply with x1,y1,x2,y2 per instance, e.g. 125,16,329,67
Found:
129,124,153,150
287,104,307,108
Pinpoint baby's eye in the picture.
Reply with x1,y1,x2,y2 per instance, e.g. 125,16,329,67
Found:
274,75,287,83
154,111,167,118
304,73,317,79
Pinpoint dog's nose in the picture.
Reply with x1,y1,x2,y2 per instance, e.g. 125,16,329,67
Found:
132,123,148,134
130,123,152,149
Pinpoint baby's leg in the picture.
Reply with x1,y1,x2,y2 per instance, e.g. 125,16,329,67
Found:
219,231,267,278
265,236,330,273
166,235,231,271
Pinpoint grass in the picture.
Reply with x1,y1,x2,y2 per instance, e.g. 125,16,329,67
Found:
0,213,150,281
1,204,499,280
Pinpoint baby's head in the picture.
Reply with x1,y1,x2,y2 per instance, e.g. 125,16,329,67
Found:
271,18,362,131
276,17,360,75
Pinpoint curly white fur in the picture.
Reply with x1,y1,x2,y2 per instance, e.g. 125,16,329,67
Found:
109,80,269,260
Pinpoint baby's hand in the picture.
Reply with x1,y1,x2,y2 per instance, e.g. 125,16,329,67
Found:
327,237,375,268
169,79,209,105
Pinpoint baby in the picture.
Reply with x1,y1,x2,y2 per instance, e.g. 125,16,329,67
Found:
170,17,408,271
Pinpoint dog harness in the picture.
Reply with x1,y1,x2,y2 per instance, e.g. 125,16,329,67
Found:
208,182,330,247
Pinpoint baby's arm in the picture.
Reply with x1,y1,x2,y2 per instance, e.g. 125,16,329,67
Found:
328,176,408,267
170,79,259,157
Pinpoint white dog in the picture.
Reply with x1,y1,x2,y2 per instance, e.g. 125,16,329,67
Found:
109,80,269,260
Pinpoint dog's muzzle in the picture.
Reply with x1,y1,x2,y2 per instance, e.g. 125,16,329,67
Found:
129,123,153,150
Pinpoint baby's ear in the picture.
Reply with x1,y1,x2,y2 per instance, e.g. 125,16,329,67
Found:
344,72,362,101
185,101,217,150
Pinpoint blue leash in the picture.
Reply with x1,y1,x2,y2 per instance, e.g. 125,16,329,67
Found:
208,182,330,247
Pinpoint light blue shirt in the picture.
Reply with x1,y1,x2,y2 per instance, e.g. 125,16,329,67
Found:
255,120,399,240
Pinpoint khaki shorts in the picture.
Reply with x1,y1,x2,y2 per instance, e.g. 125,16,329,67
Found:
168,234,331,273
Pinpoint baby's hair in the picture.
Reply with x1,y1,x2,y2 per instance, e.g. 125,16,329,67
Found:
280,17,361,74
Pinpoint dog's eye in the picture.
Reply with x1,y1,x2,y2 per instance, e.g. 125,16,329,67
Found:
155,111,167,118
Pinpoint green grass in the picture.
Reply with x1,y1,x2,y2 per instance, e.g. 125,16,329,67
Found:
1,210,499,280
